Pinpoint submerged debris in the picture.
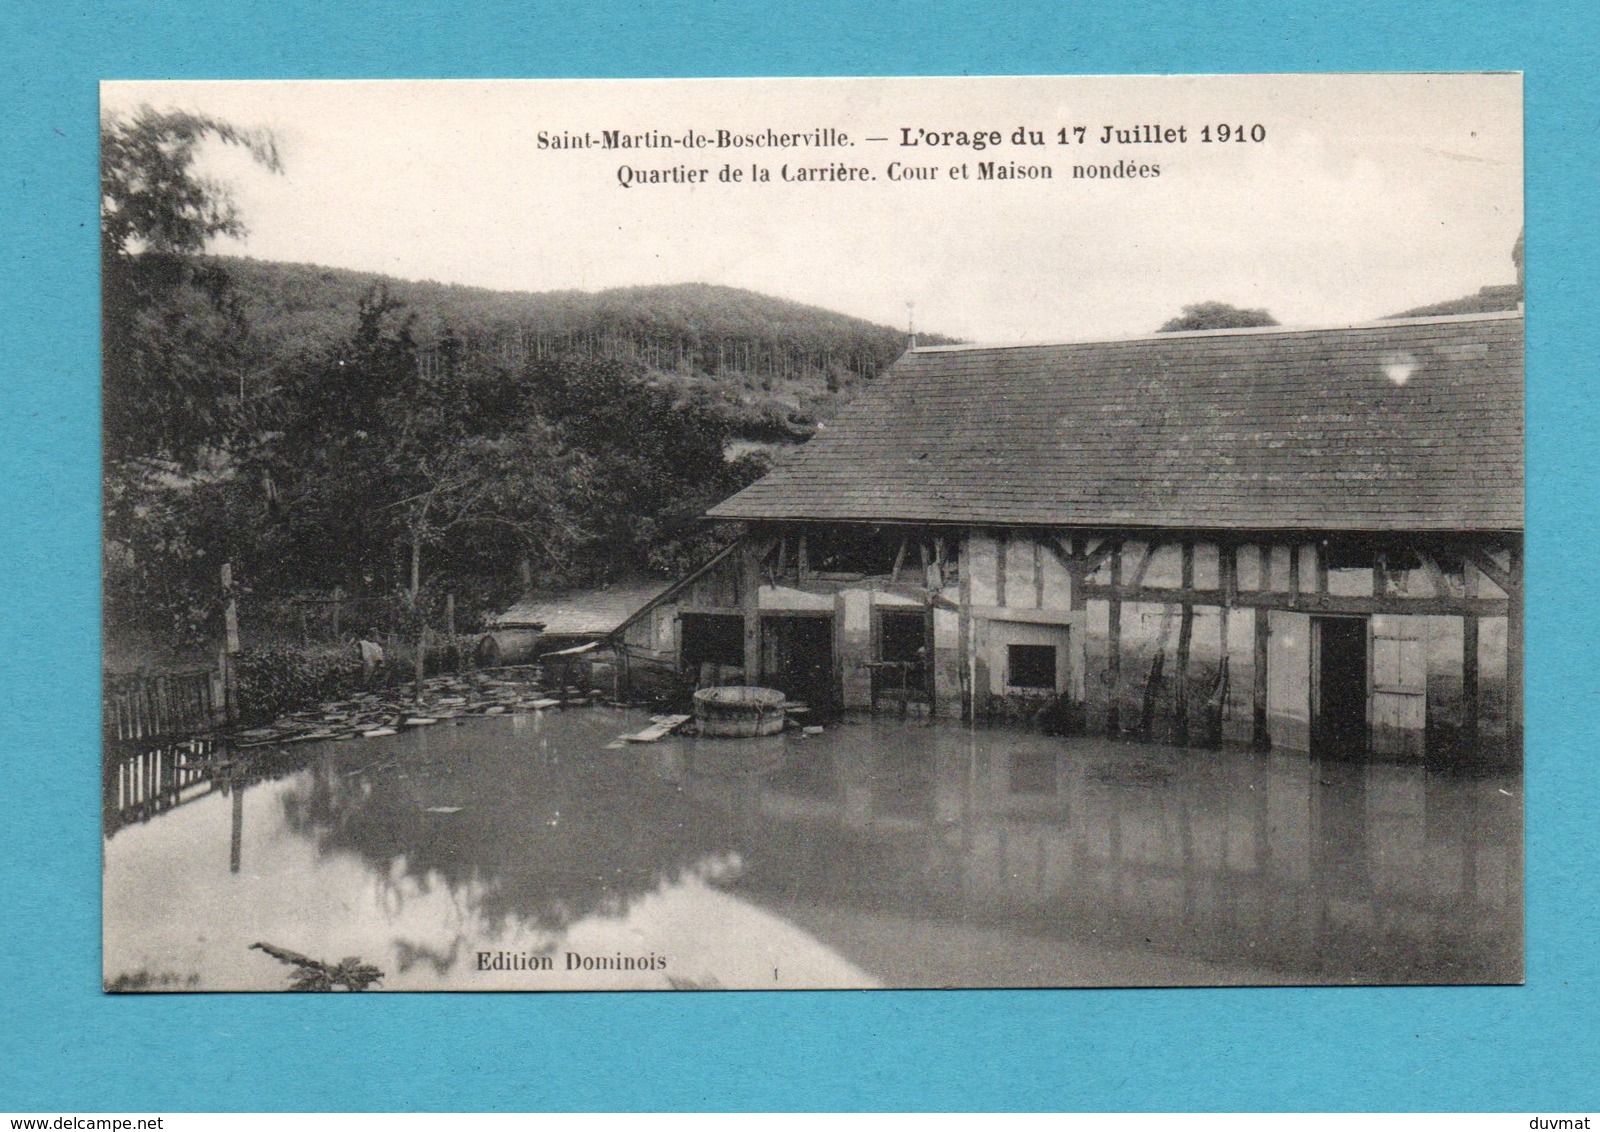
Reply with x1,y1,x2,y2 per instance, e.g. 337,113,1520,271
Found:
250,941,384,991
220,667,636,749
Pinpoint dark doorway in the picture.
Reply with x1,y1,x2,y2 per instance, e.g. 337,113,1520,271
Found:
1314,616,1368,756
680,614,745,686
760,615,836,714
875,609,930,708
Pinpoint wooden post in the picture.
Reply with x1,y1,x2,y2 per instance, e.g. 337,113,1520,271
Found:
1174,541,1195,744
1107,542,1123,736
995,533,1007,608
221,562,240,655
220,562,240,724
741,539,762,683
1289,545,1301,606
1253,547,1270,748
1462,563,1480,752
519,557,533,590
230,779,243,875
299,601,309,647
331,586,344,640
958,531,972,720
797,535,810,583
1505,546,1523,755
1033,538,1045,609
445,592,456,638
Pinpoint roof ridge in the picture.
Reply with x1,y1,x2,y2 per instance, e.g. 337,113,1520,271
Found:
910,309,1523,354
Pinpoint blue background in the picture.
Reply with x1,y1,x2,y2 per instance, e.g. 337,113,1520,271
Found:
2,0,1596,1112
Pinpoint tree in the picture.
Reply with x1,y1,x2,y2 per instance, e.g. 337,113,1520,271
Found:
267,285,597,599
101,106,282,465
101,107,282,646
101,106,281,260
1157,302,1279,333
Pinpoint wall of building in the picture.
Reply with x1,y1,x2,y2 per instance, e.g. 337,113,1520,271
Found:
648,525,1517,761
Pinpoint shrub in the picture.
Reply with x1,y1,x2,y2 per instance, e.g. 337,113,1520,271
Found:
232,644,365,724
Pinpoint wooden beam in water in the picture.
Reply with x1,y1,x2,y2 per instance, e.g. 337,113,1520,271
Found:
958,529,973,721
1107,543,1123,736
1254,559,1271,749
1505,546,1523,753
1463,563,1480,751
1174,542,1195,744
740,540,763,681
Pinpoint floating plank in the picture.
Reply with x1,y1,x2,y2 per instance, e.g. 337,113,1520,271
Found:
623,714,692,743
423,806,462,814
403,717,438,727
541,641,599,659
361,727,398,738
527,698,563,710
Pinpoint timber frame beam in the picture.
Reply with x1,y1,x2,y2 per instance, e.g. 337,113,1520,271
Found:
1077,582,1508,618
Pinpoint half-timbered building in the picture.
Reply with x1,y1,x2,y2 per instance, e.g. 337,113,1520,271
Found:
627,311,1523,761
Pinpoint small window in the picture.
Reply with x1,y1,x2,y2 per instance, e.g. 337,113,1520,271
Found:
1007,644,1056,691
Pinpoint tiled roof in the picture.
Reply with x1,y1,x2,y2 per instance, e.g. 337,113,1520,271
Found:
708,313,1523,533
494,578,675,634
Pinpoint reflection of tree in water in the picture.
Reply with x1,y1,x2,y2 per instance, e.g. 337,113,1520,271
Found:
277,737,748,939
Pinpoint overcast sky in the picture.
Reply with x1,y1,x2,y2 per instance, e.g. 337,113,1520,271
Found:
102,75,1522,343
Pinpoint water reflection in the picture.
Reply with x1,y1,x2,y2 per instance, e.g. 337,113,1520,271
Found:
104,710,1521,990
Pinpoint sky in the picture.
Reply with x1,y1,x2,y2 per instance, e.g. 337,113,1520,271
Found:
102,75,1522,343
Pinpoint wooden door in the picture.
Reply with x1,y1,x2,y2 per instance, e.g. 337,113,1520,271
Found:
1370,615,1426,757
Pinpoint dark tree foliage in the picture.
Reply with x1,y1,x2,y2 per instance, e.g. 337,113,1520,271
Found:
1157,301,1279,333
101,107,283,466
99,107,813,653
102,107,283,645
263,286,596,601
522,356,769,580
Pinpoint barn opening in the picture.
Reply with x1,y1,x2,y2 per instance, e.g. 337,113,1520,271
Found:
1313,615,1368,757
680,613,744,685
875,609,929,709
760,614,835,713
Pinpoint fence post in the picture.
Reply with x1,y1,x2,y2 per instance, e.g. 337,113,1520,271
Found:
332,586,344,640
221,562,240,724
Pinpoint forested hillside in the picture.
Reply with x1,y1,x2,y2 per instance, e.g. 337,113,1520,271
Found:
224,258,949,406
101,108,957,667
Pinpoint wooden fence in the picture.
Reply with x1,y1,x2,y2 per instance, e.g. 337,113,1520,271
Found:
103,668,226,744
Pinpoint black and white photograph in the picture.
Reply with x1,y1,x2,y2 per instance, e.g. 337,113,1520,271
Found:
101,74,1523,992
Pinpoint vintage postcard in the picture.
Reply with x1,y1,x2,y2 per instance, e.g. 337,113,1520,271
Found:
101,74,1522,992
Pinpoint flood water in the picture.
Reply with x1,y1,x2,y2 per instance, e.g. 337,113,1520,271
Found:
103,709,1522,990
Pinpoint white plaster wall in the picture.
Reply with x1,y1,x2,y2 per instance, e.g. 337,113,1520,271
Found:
985,619,1073,696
